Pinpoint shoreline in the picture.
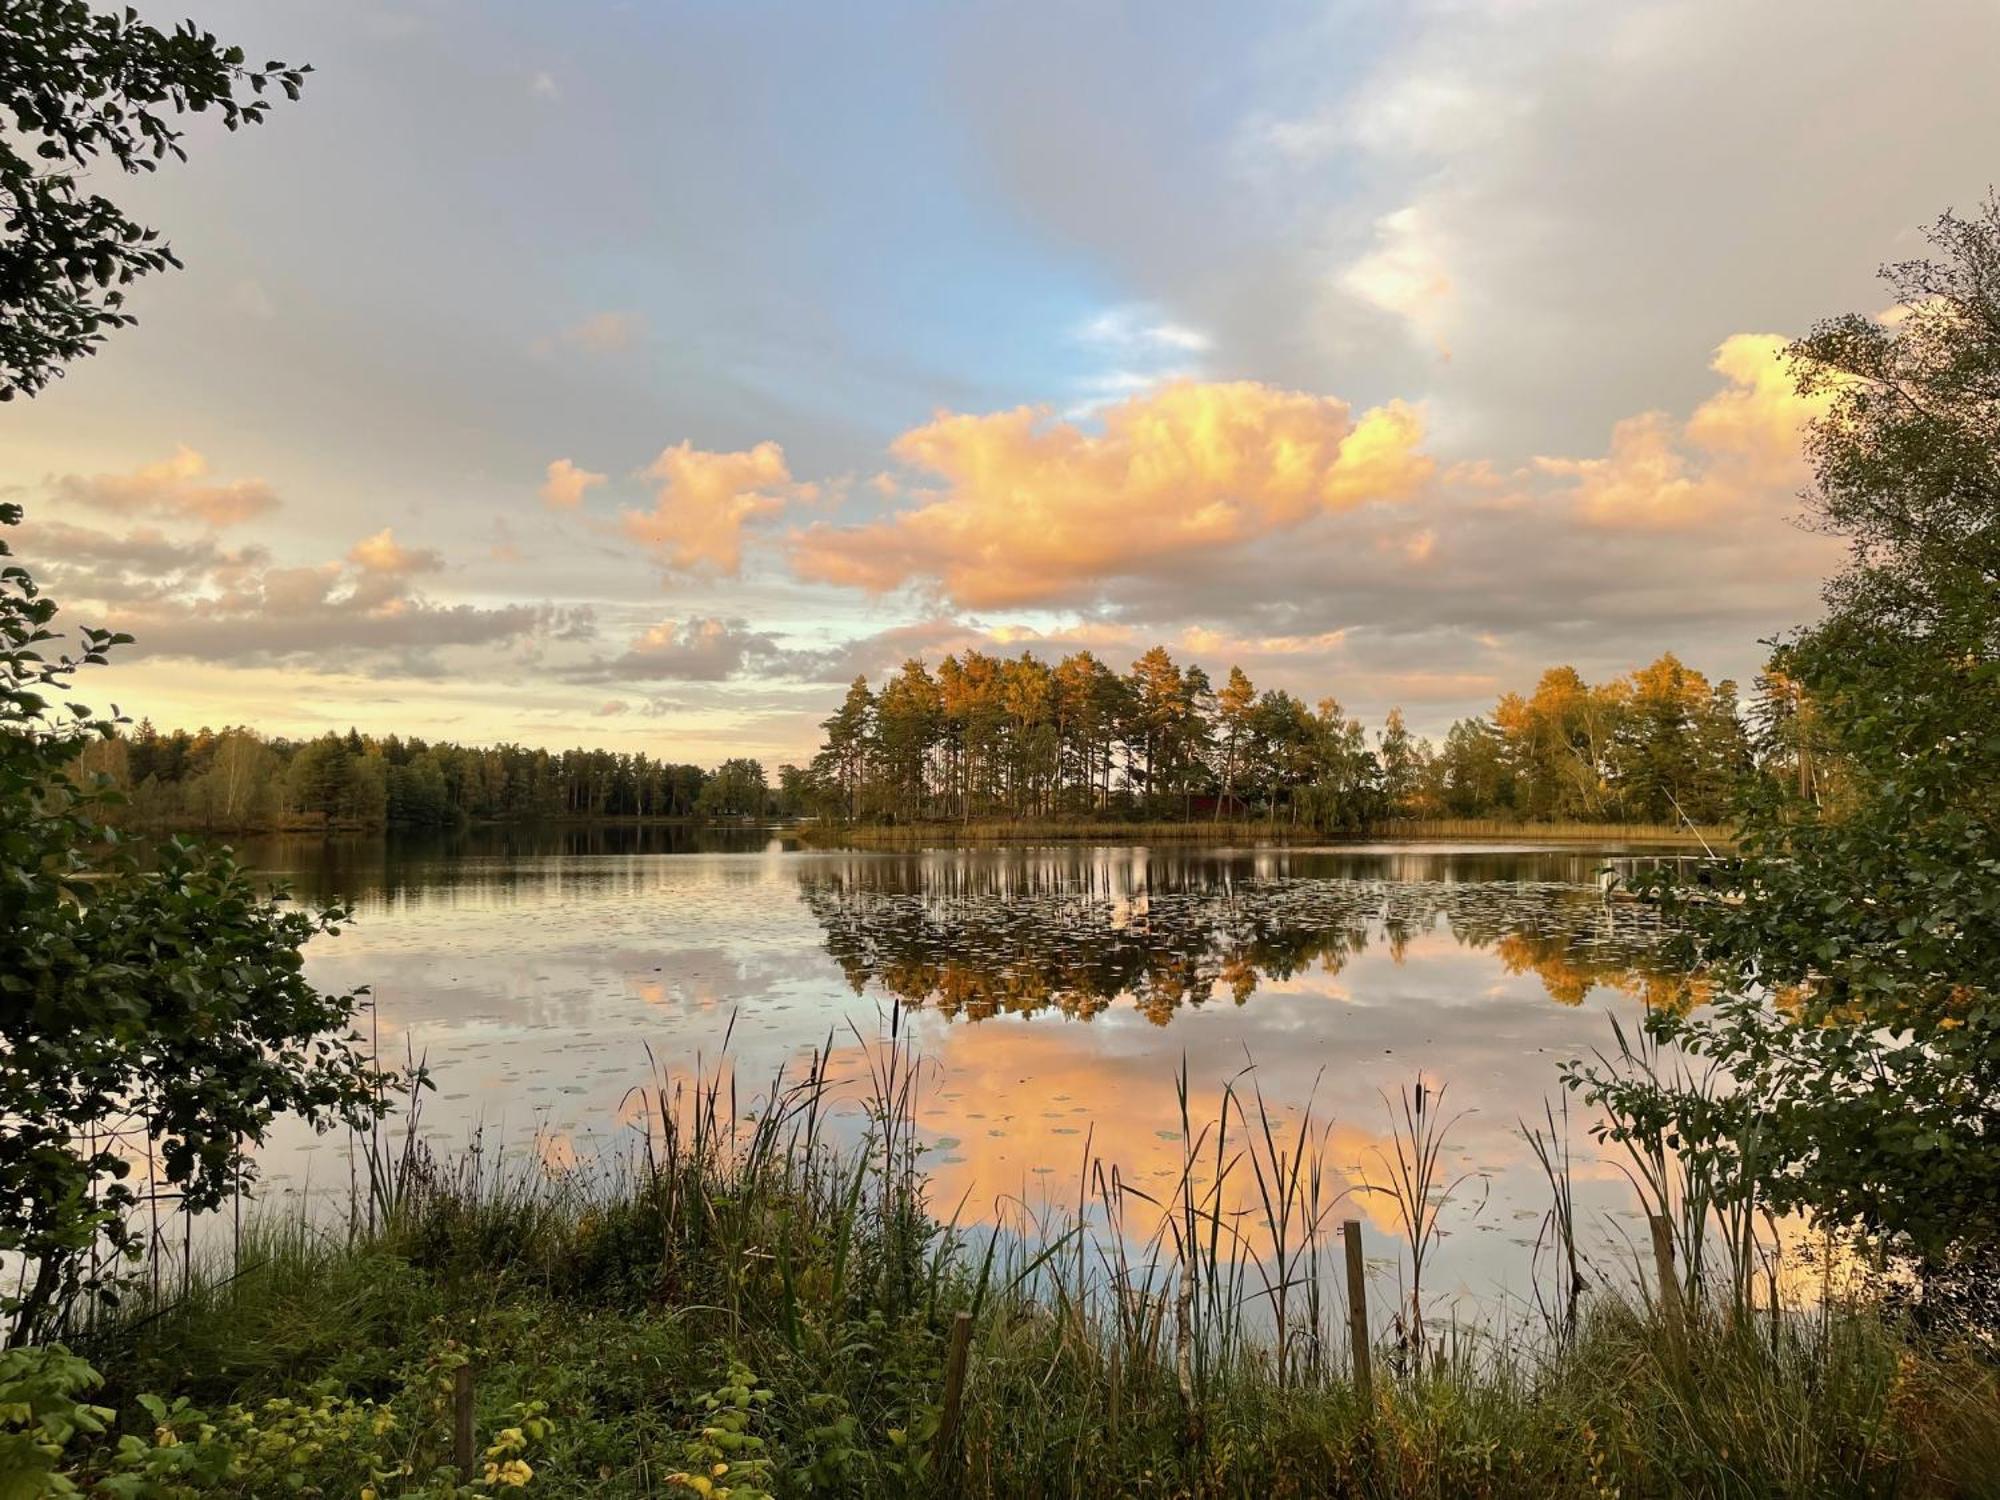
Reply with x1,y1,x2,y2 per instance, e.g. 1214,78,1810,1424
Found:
100,812,717,838
797,816,1732,849
108,815,1733,850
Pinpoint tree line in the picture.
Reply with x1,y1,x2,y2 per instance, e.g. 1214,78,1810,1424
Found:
799,647,1772,831
80,648,1797,837
77,723,778,832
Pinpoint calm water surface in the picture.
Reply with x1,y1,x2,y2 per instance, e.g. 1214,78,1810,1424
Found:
242,827,1696,1315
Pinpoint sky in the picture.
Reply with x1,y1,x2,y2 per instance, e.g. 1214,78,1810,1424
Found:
6,0,1998,766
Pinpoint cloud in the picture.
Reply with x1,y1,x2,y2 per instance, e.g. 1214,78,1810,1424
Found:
773,329,1843,742
790,379,1433,609
1270,0,2000,451
347,527,444,575
784,617,1003,684
16,518,267,605
936,0,1996,461
40,522,590,673
1066,304,1213,416
540,458,608,510
1076,305,1212,355
113,586,581,674
791,616,1199,689
1339,207,1455,359
1179,624,1348,659
583,616,788,682
1537,334,1830,529
51,446,279,528
1683,333,1833,476
622,440,803,575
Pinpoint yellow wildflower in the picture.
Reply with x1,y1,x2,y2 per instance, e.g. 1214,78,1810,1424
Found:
481,1457,534,1488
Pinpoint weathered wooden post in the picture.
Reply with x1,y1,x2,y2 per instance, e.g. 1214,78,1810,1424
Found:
937,1310,974,1464
1650,1215,1684,1351
1343,1219,1373,1408
452,1363,476,1480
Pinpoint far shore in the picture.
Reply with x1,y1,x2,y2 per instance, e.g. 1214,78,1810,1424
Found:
108,813,1734,851
796,816,1733,849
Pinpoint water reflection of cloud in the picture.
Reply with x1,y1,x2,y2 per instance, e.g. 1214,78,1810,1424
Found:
894,1015,1413,1239
260,838,1698,1307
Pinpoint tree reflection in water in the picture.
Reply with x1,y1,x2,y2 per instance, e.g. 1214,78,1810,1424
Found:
797,849,1688,1023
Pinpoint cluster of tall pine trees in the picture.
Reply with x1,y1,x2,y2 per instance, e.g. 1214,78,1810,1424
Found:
799,647,1777,831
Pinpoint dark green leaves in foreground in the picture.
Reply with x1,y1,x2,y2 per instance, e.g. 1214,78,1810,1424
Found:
0,1,308,397
3,6,363,1349
1,504,386,1345
1576,199,2000,1276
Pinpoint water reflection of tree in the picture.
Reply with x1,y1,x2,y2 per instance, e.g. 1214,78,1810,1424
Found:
235,824,775,906
797,865,1683,1022
1490,931,1702,1009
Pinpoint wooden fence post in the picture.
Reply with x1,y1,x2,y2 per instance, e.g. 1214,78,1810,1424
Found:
1343,1220,1373,1409
937,1310,974,1465
452,1363,476,1480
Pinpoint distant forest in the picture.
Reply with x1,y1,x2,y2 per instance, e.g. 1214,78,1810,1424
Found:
78,646,1811,835
796,647,1814,833
76,726,776,833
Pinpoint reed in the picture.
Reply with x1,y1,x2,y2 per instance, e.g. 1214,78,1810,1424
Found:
1361,1078,1475,1370
1377,816,1735,846
39,1019,1997,1499
796,818,1330,847
798,816,1737,849
1521,1095,1588,1349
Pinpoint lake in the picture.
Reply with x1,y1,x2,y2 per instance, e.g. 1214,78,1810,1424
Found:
240,827,1697,1321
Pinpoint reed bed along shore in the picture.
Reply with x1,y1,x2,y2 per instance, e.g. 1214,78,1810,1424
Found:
796,817,1330,847
796,817,1731,850
23,1023,1997,1498
1374,818,1733,848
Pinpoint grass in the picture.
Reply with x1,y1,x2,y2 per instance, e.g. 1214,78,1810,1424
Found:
797,817,1733,849
35,1029,2000,1498
1375,818,1734,848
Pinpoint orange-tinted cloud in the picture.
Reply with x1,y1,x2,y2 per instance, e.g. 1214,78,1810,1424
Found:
987,620,1141,650
622,440,801,575
891,1021,1411,1238
790,379,1433,608
346,527,443,577
52,445,278,528
1180,624,1348,658
1683,333,1830,475
540,458,607,510
1542,335,1829,530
